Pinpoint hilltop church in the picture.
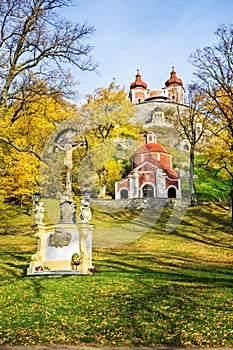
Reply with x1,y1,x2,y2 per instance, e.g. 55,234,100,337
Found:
128,66,186,128
129,66,184,105
115,67,185,200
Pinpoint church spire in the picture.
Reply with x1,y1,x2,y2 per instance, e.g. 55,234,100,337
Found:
165,66,183,87
130,69,148,89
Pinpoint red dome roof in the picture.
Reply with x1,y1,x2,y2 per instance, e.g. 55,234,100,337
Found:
160,161,178,179
130,69,148,89
135,143,169,154
132,141,178,179
165,66,183,87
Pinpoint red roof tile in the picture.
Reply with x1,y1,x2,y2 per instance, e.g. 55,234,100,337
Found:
135,143,169,154
165,66,183,87
130,69,148,89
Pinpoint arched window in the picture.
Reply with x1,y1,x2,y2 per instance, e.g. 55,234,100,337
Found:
120,189,129,199
142,184,154,198
168,187,176,198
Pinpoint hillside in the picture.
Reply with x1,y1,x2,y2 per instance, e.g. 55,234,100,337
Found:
0,203,233,346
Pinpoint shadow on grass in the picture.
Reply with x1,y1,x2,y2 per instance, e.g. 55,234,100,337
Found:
187,205,233,230
84,271,233,346
96,252,233,288
172,228,233,248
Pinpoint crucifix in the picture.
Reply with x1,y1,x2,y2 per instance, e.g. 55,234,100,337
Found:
54,129,86,195
54,129,88,224
55,140,83,194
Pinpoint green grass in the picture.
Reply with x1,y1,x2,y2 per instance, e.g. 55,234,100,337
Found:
0,204,233,346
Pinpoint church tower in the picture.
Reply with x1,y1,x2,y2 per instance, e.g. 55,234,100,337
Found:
129,69,148,104
164,66,184,104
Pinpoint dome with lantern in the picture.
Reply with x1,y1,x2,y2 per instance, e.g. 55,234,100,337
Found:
115,132,182,200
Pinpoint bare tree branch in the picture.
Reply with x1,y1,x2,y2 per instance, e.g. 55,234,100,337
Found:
0,0,96,109
190,24,233,222
0,136,42,161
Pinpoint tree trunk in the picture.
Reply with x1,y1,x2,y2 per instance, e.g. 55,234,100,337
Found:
230,178,233,226
189,147,197,205
98,184,106,198
98,168,107,198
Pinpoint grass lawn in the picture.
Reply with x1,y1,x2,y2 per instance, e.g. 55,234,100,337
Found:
0,203,233,346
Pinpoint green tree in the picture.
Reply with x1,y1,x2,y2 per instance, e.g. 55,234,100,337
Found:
76,81,137,198
77,141,120,198
168,84,210,203
190,24,233,223
200,130,233,222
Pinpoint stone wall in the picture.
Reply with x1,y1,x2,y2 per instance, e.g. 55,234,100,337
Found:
91,197,191,210
131,100,188,126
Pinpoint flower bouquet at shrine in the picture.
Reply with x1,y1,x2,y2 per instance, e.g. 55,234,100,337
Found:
71,253,81,270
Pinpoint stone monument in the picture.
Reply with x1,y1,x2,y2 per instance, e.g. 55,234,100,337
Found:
27,129,93,276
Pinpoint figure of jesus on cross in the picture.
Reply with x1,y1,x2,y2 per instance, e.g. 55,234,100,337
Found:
55,130,83,194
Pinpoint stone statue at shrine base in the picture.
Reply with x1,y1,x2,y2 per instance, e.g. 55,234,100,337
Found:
27,222,93,276
28,129,93,276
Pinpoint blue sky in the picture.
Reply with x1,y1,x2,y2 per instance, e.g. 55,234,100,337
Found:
59,0,233,102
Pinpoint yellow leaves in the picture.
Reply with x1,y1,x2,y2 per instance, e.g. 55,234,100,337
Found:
79,81,135,140
0,88,77,203
204,131,233,178
75,81,138,198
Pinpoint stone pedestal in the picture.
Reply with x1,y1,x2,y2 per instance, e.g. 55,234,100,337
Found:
27,223,93,275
